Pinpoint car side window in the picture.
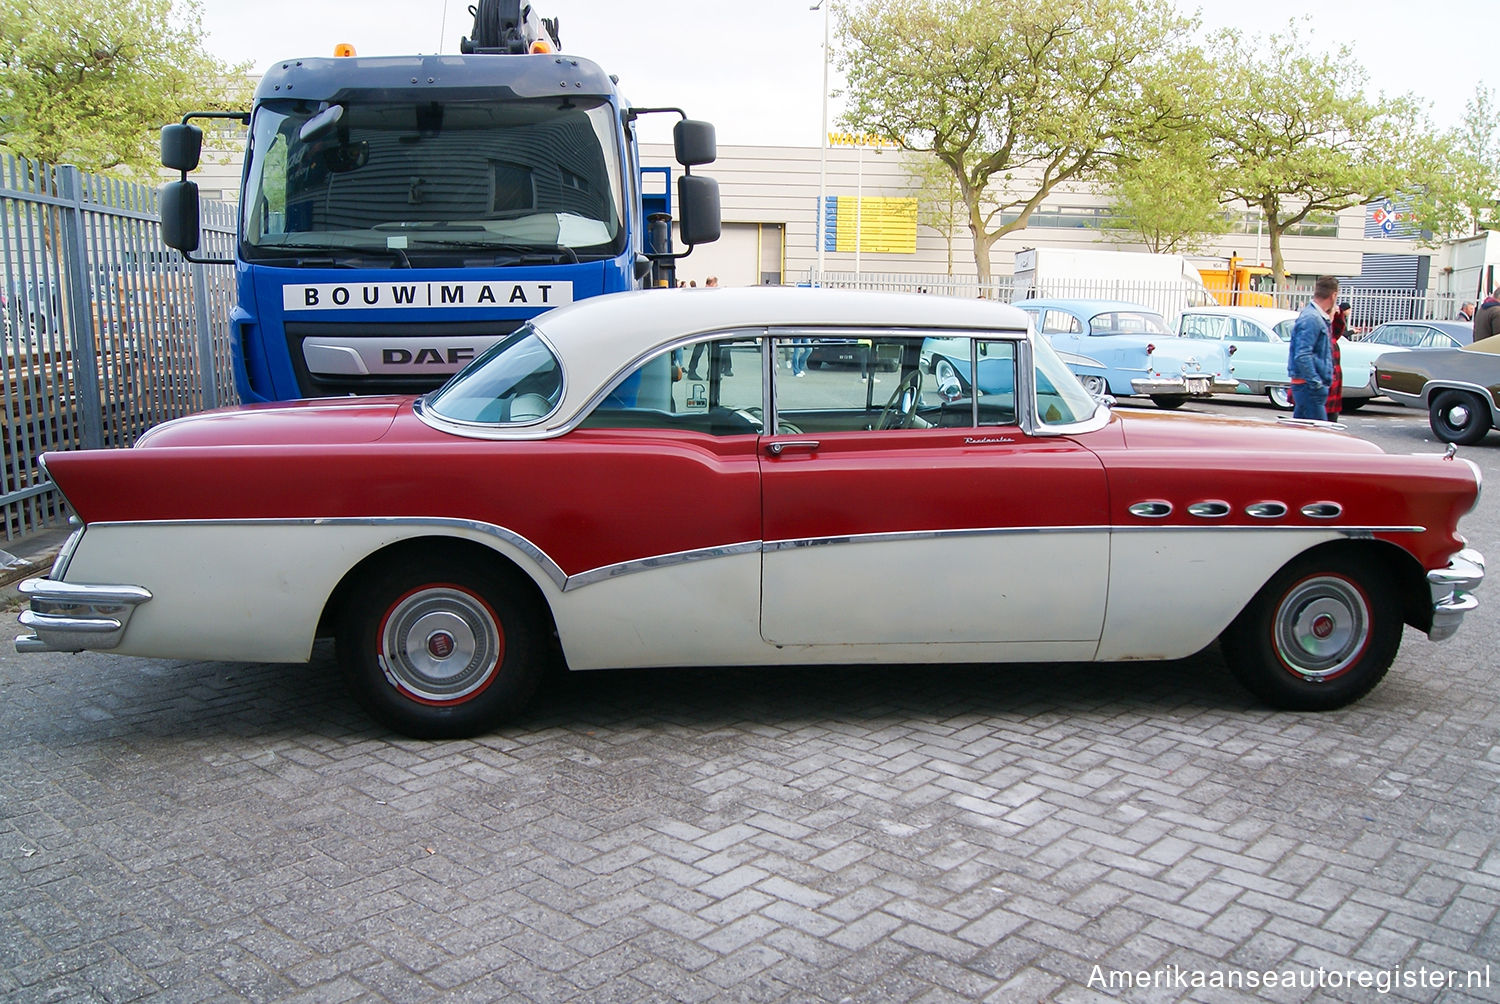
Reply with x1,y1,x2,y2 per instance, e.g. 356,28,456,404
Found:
578,336,764,435
774,335,951,433
1040,310,1081,335
1180,315,1227,340
1230,318,1269,343
1379,325,1423,347
973,340,1018,426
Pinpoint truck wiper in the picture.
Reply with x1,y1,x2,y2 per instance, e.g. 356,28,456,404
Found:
245,246,412,268
405,240,580,264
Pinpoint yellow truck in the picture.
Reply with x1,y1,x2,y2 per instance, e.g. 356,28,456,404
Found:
1196,256,1276,308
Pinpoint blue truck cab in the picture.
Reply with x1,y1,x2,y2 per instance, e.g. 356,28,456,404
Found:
160,7,719,402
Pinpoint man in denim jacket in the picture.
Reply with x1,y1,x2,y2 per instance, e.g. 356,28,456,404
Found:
1287,275,1339,420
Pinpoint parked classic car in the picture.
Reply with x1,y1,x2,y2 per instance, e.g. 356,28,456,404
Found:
1177,306,1387,410
16,288,1486,738
1013,298,1237,408
1361,320,1474,351
1376,334,1500,444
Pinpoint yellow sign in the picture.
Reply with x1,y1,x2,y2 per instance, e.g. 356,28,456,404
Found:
827,133,898,149
833,196,917,254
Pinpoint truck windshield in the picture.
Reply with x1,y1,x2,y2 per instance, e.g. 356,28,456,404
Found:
242,96,625,264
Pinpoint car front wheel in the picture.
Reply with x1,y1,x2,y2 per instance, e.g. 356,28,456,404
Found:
1428,389,1492,445
1221,551,1401,710
336,551,546,738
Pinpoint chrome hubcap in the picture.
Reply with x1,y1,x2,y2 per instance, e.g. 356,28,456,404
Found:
1448,404,1472,428
379,586,502,703
1273,575,1369,681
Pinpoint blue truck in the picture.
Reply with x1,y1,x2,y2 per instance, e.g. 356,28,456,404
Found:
159,1,719,402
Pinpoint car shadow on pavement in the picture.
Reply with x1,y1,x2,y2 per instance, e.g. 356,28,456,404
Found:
0,643,1260,744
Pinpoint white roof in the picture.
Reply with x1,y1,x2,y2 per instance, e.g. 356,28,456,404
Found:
1179,305,1298,323
531,286,1033,424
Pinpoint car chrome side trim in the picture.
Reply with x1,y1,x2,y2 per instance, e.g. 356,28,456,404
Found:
64,519,1427,603
765,525,1112,552
564,542,762,591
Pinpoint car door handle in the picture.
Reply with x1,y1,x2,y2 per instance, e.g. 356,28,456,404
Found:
766,440,820,456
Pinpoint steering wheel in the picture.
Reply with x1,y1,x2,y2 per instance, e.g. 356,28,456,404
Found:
876,369,923,430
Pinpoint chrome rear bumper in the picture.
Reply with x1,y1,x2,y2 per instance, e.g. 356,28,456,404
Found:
1130,376,1239,397
13,579,152,653
1428,548,1485,641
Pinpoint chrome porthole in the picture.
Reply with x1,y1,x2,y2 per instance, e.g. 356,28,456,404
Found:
1246,501,1288,519
1128,501,1173,518
1301,502,1343,519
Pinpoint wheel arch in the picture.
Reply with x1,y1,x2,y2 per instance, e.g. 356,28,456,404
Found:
1281,537,1432,633
316,534,560,643
1421,379,1500,419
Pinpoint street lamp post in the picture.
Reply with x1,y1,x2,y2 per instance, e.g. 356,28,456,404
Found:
811,0,830,283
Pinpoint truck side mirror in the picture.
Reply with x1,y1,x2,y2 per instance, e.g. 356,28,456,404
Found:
159,180,202,253
673,120,716,167
161,123,204,172
677,175,720,247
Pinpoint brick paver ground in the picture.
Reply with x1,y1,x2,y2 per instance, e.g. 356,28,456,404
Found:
2,402,1496,1003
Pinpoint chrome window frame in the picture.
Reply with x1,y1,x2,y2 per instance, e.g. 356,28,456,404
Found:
578,328,768,436
765,326,1029,434
415,323,568,438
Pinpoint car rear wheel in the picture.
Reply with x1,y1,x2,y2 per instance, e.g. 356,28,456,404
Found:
1339,397,1368,413
1267,386,1293,410
336,552,546,738
1221,551,1401,710
1078,374,1108,396
1428,389,1492,445
1151,394,1188,410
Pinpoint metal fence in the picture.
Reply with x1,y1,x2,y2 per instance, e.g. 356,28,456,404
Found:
808,270,1471,331
1,154,238,542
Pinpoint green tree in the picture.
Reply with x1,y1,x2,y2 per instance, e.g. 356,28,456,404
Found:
1100,128,1230,254
906,152,964,275
1208,21,1423,285
1407,86,1500,241
0,0,249,175
836,0,1197,285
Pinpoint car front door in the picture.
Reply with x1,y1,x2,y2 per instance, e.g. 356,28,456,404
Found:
758,332,1110,653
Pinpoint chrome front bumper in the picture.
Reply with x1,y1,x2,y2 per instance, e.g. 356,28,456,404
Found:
14,578,152,653
1428,548,1485,641
1131,375,1239,396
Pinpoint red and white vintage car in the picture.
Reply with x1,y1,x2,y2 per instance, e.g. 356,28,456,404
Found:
15,288,1487,737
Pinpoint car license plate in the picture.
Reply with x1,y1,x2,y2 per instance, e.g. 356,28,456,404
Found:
1187,377,1209,394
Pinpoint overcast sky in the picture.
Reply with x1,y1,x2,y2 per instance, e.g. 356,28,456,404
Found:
193,0,1490,147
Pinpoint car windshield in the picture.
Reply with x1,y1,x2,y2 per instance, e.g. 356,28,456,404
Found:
1032,333,1098,425
424,326,562,424
1087,311,1170,336
242,96,625,264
